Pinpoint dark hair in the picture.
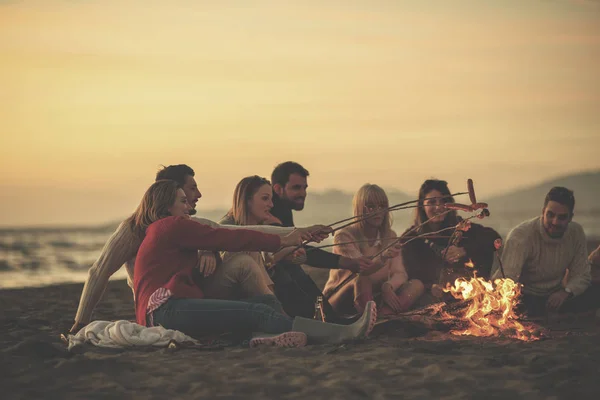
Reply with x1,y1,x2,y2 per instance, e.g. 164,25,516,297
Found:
544,186,575,215
155,164,195,187
413,179,458,232
271,161,309,187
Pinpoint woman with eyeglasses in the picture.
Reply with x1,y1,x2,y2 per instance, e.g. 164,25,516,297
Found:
323,184,425,316
401,179,501,304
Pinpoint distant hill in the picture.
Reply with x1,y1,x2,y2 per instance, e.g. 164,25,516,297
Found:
487,170,600,215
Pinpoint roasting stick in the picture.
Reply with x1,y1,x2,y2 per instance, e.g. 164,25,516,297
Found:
287,192,469,254
305,236,455,251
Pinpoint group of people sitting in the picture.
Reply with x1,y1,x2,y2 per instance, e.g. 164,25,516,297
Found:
68,161,600,348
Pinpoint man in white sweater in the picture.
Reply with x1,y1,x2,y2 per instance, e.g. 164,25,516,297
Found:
492,187,594,316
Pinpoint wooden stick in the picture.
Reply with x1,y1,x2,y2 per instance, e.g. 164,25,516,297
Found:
306,236,455,251
370,211,452,259
324,192,469,230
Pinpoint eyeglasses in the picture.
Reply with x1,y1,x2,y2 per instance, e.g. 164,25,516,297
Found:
364,204,387,213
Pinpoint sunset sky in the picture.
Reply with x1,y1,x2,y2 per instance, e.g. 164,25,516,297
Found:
1,0,599,227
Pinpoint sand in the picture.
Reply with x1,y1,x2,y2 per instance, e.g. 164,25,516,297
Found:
2,278,600,399
2,239,600,399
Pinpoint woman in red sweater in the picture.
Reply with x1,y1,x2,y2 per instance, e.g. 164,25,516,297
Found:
132,180,378,347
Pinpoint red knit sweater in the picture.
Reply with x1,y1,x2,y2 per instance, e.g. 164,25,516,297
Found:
133,216,282,325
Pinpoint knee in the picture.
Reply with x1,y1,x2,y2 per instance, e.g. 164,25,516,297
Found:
222,254,263,276
408,279,425,295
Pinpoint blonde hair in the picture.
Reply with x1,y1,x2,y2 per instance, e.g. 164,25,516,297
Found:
350,184,394,247
227,175,271,226
126,180,180,240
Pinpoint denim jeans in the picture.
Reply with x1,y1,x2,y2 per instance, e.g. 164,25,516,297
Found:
152,295,293,339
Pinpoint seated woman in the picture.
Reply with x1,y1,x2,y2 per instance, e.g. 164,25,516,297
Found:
218,176,307,298
323,184,424,316
401,179,501,304
219,175,374,320
133,179,378,347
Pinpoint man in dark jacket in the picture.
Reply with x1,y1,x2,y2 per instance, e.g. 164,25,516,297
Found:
269,161,371,321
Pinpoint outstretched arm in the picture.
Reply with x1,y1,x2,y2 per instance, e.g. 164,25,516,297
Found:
170,217,282,253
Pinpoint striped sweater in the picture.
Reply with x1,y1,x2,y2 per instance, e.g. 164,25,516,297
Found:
491,216,590,297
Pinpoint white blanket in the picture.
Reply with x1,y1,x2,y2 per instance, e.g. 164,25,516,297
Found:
67,320,198,351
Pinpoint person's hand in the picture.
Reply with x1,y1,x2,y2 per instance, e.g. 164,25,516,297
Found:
546,290,570,311
381,282,403,313
380,243,402,264
339,256,376,273
69,321,87,335
196,251,217,277
286,248,307,264
443,245,467,264
280,229,305,248
298,225,332,243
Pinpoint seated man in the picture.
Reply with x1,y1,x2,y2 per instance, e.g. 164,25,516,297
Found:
70,164,324,333
268,161,373,320
492,186,596,317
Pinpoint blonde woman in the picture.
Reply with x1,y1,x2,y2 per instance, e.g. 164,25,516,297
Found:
324,184,424,316
218,176,309,293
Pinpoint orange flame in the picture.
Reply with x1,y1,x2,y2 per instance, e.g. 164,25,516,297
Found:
441,276,540,342
464,259,475,268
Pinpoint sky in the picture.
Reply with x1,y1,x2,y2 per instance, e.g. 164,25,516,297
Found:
1,0,599,227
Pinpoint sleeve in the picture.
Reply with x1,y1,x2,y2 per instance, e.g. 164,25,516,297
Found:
226,224,295,236
214,215,295,236
167,217,281,253
565,226,591,296
190,217,220,228
491,229,529,282
74,222,138,324
294,230,352,269
305,247,342,269
332,230,364,259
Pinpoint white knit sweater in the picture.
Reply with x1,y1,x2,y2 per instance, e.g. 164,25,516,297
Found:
491,216,590,297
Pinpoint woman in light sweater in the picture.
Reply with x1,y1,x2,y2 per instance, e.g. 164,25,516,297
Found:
132,179,377,347
323,184,424,316
218,176,310,292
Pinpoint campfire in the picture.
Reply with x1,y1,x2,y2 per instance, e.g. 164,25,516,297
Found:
383,261,542,342
441,273,540,342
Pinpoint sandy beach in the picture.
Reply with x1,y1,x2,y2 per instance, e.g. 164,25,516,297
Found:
3,250,600,400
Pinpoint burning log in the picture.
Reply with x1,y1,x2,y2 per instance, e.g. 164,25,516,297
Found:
377,276,543,342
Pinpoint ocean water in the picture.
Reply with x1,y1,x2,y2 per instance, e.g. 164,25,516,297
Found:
1,213,599,289
0,226,128,289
